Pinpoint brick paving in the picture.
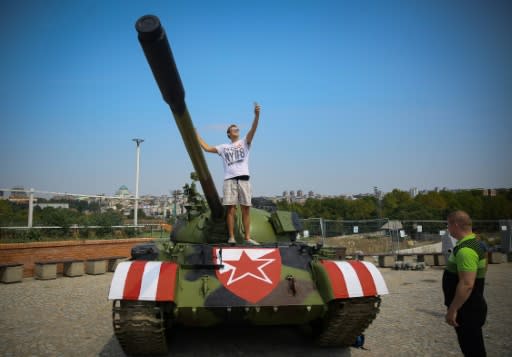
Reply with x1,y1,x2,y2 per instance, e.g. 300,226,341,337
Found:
0,263,510,356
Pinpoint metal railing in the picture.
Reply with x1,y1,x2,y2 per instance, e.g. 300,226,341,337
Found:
0,224,169,243
0,187,175,228
298,218,511,255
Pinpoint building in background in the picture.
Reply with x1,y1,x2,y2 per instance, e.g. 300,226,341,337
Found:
116,185,132,198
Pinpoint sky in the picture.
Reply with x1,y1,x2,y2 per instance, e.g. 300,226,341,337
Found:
1,0,511,198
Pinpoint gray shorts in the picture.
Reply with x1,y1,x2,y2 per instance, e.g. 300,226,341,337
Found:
223,179,252,206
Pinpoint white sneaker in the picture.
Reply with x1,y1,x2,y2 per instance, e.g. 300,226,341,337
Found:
228,237,236,244
246,238,260,245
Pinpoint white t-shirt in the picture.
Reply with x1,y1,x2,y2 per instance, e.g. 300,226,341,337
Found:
215,138,250,180
442,233,457,262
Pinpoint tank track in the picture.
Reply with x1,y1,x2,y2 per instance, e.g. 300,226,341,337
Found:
314,296,381,347
112,300,169,356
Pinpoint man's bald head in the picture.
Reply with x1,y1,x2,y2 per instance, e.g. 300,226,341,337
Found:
447,210,473,238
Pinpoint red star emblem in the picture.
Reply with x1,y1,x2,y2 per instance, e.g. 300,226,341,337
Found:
214,248,281,303
223,250,274,285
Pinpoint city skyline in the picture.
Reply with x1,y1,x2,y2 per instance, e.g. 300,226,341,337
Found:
1,1,511,197
1,183,507,201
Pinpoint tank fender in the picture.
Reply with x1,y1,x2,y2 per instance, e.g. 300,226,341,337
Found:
311,260,388,302
108,261,178,301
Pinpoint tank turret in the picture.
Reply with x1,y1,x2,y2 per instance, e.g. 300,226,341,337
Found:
135,15,224,220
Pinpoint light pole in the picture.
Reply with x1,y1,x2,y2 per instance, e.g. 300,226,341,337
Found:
133,138,144,228
28,188,34,228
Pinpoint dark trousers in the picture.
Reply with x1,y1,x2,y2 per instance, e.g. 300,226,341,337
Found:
454,300,487,357
455,325,486,357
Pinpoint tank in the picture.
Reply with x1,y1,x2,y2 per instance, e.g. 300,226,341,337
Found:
108,14,389,356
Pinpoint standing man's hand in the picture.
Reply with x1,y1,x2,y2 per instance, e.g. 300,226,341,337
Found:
247,102,260,146
254,102,261,117
445,308,459,327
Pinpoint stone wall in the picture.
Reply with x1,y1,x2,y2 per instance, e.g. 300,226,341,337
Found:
0,238,154,277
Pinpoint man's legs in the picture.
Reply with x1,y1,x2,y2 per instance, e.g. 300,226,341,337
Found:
223,179,257,244
226,205,236,242
454,300,487,357
238,181,258,244
455,325,486,357
223,179,237,243
241,205,250,240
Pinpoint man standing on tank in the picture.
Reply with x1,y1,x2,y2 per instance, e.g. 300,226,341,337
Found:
443,210,487,356
196,102,261,245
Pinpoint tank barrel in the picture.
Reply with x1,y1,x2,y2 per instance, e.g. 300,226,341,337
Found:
135,15,224,219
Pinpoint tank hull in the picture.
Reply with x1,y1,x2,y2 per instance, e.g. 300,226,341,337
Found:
108,243,387,354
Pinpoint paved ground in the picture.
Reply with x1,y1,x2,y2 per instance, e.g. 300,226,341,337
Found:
1,263,510,357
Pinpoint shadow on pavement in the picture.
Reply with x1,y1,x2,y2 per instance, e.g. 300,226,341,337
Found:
415,308,445,318
100,325,353,357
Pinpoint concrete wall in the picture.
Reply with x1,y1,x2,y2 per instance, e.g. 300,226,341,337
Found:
0,238,154,277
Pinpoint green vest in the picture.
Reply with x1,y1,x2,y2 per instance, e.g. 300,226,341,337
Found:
442,235,486,307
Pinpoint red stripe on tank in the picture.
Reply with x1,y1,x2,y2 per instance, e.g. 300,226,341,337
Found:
321,260,349,298
155,263,178,301
348,260,377,296
123,261,147,300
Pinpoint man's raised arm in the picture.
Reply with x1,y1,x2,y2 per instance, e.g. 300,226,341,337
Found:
246,102,260,146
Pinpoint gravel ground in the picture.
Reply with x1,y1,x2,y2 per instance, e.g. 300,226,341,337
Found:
0,263,510,357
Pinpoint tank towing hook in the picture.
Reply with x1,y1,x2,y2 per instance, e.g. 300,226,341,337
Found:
286,275,297,296
201,275,209,296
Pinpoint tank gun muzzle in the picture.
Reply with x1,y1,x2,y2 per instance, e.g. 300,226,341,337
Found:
135,15,185,115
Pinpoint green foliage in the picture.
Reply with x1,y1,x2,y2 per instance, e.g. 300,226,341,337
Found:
86,209,123,226
67,199,101,213
182,172,207,216
86,209,124,235
382,189,413,218
0,202,131,242
347,196,378,220
127,208,147,219
276,189,512,220
0,200,28,226
36,207,83,228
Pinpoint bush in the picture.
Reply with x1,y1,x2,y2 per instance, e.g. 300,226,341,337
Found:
0,229,42,243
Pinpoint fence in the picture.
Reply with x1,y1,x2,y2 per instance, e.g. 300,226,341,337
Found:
0,186,177,243
300,218,389,238
2,187,510,253
299,218,511,255
0,187,180,228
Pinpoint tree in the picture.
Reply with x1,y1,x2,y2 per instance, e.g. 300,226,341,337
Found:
416,192,449,219
37,207,82,228
382,190,413,218
0,200,15,226
127,209,147,219
346,197,378,220
87,210,124,226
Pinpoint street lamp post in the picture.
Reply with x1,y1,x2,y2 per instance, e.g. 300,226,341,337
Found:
133,138,144,228
28,188,34,228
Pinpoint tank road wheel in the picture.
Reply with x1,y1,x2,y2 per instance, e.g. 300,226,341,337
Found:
112,300,171,356
313,296,381,347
